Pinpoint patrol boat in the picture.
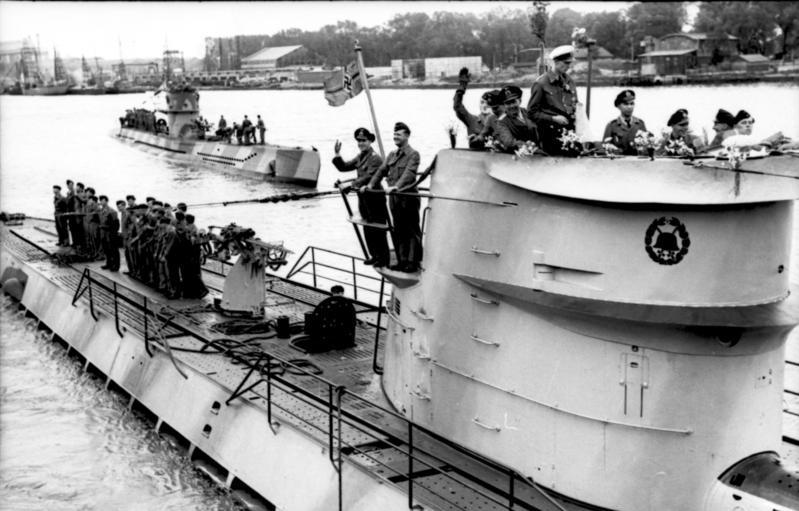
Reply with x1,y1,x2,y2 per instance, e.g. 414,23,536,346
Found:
114,82,321,187
1,149,798,511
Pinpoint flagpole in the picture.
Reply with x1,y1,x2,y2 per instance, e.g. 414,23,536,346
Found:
354,40,385,159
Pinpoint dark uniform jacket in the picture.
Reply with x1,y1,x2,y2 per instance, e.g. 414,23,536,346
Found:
603,115,647,156
369,144,420,191
495,110,537,152
332,147,384,188
477,113,500,141
54,195,68,215
527,71,578,124
453,85,489,137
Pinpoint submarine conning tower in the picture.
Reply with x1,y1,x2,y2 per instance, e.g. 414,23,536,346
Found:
157,82,200,139
381,149,799,511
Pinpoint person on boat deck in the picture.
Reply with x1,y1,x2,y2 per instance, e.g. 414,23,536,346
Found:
306,285,357,351
528,45,578,156
470,89,504,147
333,127,390,268
158,217,182,299
709,109,736,147
660,109,705,154
602,89,647,156
452,67,492,149
181,214,209,299
98,196,121,272
116,199,128,267
52,185,70,247
218,115,227,131
733,110,755,136
66,180,85,251
257,115,266,144
241,115,254,145
233,122,242,144
85,191,101,259
495,85,538,153
366,122,423,274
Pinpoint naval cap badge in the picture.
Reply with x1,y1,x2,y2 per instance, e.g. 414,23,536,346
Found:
645,217,690,265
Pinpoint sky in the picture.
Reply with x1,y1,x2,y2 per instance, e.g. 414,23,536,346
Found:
0,1,680,61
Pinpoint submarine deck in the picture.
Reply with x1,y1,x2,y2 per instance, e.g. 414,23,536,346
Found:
3,217,799,511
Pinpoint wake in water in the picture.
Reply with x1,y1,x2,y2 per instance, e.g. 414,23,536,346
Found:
0,295,242,511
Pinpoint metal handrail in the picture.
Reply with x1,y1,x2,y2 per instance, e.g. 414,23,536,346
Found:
70,269,561,511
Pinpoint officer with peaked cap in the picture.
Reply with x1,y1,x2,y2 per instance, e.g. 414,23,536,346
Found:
333,127,390,267
366,122,423,273
495,85,538,152
527,45,579,155
453,67,493,149
660,108,704,153
710,109,736,147
602,89,647,155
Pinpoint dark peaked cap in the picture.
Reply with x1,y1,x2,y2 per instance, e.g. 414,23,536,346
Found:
614,90,635,106
394,122,411,134
353,127,375,141
501,85,522,102
734,110,753,124
667,109,688,127
714,109,735,126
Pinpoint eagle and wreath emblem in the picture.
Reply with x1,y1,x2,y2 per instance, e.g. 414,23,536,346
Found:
644,217,690,265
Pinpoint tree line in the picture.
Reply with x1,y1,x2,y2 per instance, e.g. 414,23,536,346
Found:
209,2,797,71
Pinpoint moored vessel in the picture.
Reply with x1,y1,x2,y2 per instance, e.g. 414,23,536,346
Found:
112,50,321,187
1,148,798,511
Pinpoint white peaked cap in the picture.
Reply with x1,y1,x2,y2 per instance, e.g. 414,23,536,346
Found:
550,45,575,61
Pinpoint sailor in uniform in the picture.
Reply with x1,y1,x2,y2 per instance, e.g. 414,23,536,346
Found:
602,90,647,155
527,45,578,155
366,122,423,273
710,109,736,147
495,85,537,153
333,127,390,268
98,195,120,272
660,109,705,154
733,110,755,136
256,115,266,144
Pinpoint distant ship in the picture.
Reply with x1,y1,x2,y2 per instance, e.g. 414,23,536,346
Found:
18,44,70,96
113,50,320,186
67,56,106,95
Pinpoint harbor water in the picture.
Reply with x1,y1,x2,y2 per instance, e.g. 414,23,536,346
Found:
1,84,798,509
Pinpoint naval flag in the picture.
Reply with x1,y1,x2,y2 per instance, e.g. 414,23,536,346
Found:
323,61,364,107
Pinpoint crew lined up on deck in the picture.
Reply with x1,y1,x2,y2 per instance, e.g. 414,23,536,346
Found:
452,44,768,156
53,182,208,300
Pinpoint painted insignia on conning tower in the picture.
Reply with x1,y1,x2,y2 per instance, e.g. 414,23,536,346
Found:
645,217,690,265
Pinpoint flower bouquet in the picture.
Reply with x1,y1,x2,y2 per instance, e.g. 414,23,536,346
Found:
484,135,504,153
513,140,539,160
602,138,620,159
558,128,583,156
633,130,658,160
445,122,458,149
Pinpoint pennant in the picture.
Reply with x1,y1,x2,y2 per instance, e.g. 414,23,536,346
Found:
323,61,364,107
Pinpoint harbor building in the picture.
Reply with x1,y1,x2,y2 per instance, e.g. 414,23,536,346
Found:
391,56,483,80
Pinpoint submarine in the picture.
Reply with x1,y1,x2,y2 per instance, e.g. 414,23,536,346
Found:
1,147,798,511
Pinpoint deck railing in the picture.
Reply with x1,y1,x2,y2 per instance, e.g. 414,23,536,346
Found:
69,267,564,511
